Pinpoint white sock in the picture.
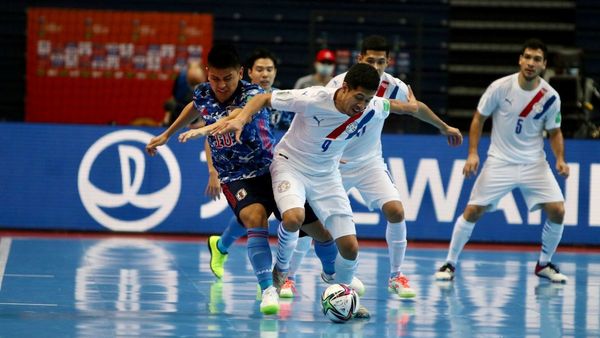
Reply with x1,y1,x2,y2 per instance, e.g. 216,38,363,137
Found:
275,222,299,272
386,220,407,277
287,236,312,278
334,253,358,285
539,220,564,265
446,215,476,265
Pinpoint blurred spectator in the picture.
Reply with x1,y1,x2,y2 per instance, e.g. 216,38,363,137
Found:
293,49,335,89
246,48,294,130
162,62,206,126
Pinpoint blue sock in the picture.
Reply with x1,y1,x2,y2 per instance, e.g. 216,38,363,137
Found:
314,239,337,275
218,216,246,254
247,228,273,290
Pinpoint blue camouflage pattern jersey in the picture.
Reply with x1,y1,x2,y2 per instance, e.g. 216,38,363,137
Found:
268,87,295,131
193,81,275,183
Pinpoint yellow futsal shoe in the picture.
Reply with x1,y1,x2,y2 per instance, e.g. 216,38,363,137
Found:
208,235,228,278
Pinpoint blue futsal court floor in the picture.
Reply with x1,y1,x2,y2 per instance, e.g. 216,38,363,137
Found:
0,233,598,337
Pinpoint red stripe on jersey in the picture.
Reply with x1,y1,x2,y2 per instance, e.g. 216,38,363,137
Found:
325,112,364,140
519,88,547,117
376,80,389,97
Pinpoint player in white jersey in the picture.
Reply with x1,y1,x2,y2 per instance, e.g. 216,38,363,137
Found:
279,35,463,300
435,39,570,283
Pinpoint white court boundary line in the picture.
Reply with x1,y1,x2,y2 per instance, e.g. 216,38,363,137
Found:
0,237,12,292
5,274,54,278
0,302,57,307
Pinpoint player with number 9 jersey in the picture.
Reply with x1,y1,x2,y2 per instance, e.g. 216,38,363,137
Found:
271,86,391,176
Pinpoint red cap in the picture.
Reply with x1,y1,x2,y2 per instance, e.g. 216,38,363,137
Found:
316,49,335,63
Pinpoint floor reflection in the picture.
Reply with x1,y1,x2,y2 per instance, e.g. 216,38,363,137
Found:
0,236,597,337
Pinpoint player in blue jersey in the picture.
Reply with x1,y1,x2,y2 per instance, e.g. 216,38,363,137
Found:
146,44,286,315
203,49,295,244
246,48,295,131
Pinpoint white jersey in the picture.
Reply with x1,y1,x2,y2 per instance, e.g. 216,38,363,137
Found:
478,73,562,164
327,72,409,168
270,86,391,176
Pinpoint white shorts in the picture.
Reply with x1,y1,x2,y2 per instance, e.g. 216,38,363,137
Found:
270,155,355,239
340,158,401,211
469,157,564,212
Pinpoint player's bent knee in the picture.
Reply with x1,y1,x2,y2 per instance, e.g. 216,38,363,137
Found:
335,235,358,260
464,204,486,222
239,204,269,228
382,200,405,223
282,208,305,230
544,202,565,223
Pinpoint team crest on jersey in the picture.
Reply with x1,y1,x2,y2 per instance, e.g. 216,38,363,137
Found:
533,102,543,114
277,180,291,193
235,188,247,201
345,121,358,134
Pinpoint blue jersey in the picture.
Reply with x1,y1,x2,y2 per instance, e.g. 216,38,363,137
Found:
193,81,275,183
268,87,295,131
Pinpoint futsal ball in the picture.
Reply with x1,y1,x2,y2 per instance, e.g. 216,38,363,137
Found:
321,283,360,323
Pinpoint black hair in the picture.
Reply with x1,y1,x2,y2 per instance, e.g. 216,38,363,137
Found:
361,35,390,56
207,43,241,69
343,63,380,91
521,38,548,60
246,48,278,69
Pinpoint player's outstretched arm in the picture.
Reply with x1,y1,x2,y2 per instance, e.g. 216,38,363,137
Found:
211,93,272,143
389,85,419,114
146,101,203,156
548,128,570,178
178,107,243,143
390,98,463,147
178,125,211,143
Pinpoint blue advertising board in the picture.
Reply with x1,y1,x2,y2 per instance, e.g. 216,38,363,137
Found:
0,122,598,244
